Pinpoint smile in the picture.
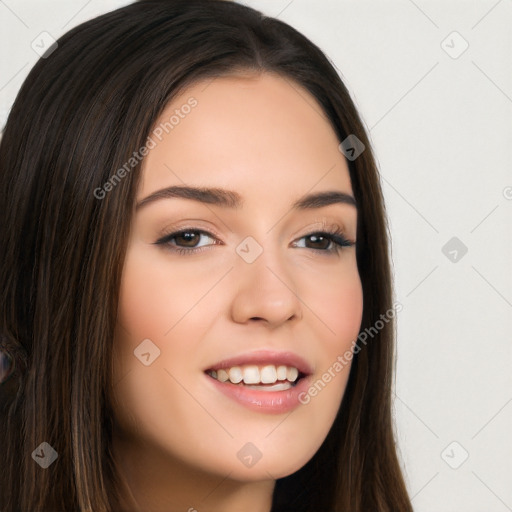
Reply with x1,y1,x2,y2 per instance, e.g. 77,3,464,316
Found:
204,350,313,413
206,363,301,388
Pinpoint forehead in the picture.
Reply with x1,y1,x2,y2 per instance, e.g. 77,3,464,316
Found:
138,72,353,202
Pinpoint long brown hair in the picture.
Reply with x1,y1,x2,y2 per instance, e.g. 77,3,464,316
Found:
0,1,413,510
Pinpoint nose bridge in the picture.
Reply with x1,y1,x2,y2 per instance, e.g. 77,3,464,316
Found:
230,234,303,325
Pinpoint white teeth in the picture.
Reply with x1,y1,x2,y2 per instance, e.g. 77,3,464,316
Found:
228,367,243,384
209,364,301,385
217,369,229,382
286,367,299,382
260,365,277,384
242,366,260,384
276,365,287,380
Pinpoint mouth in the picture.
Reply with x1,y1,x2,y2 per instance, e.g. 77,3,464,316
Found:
203,350,313,413
205,364,307,391
204,350,312,388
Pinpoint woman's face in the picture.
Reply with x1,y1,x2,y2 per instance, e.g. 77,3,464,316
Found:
111,72,363,485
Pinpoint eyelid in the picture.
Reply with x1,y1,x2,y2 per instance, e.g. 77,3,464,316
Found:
291,220,353,243
155,221,224,241
154,227,222,248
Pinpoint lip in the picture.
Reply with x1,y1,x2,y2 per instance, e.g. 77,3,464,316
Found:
204,349,313,376
205,372,313,414
204,350,313,414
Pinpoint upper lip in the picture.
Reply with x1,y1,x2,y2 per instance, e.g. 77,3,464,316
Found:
205,350,313,376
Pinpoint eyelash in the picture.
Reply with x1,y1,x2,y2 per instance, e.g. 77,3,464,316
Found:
154,224,355,256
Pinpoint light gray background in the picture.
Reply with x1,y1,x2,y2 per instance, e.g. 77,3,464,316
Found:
1,1,511,510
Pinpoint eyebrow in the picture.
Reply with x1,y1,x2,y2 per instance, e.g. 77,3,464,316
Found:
135,185,357,211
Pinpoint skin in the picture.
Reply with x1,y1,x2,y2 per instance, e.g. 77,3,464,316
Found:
110,72,364,512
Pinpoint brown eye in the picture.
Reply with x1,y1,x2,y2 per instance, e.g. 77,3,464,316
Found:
293,230,354,253
304,234,331,250
174,231,202,247
154,229,220,254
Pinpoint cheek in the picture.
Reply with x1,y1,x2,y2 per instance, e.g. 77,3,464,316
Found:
323,276,363,348
292,258,363,401
110,245,214,454
116,245,211,338
299,259,363,416
111,242,224,414
301,257,363,351
112,245,198,393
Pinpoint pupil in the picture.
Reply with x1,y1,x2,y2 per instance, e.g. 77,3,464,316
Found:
308,234,328,249
177,232,198,247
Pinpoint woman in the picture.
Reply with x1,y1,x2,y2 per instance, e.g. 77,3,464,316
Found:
0,0,413,510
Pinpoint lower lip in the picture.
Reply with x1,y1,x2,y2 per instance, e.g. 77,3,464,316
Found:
205,373,312,414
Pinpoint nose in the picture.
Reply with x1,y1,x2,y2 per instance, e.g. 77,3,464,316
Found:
229,244,303,328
